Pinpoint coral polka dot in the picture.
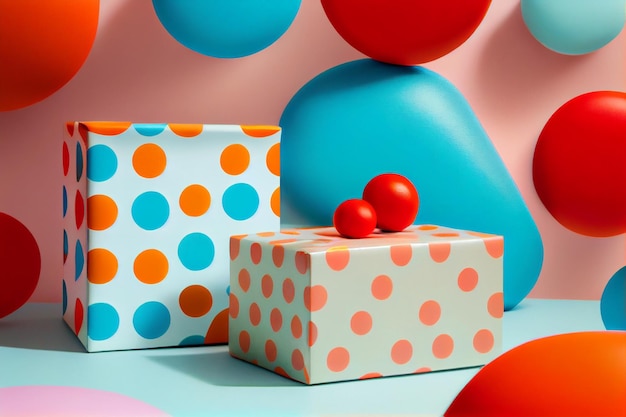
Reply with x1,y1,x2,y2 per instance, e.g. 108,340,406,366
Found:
249,302,261,326
308,321,318,347
432,232,460,238
418,225,439,230
270,308,283,332
250,242,262,264
419,300,441,326
87,249,118,284
484,236,504,258
414,367,432,374
432,334,454,359
266,143,280,176
238,268,251,292
230,236,243,260
272,244,284,267
133,249,169,284
488,292,504,318
239,330,251,353
360,372,383,380
229,293,240,319
261,274,274,298
295,251,309,274
325,246,350,271
350,311,372,335
429,242,451,263
458,267,479,292
291,315,302,338
265,339,278,362
391,339,413,365
179,184,211,217
220,144,250,175
270,187,281,217
291,349,305,371
304,285,328,312
282,278,295,303
179,285,213,317
371,274,393,300
390,244,412,266
327,347,350,372
473,329,495,353
132,143,167,178
87,195,118,231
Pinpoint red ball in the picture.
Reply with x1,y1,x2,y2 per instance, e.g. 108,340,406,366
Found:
321,0,491,65
333,199,377,238
362,173,419,232
533,91,626,237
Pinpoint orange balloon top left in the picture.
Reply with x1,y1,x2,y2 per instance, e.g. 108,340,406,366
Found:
0,0,99,111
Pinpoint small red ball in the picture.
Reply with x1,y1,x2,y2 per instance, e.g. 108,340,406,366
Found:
333,199,377,238
362,173,419,232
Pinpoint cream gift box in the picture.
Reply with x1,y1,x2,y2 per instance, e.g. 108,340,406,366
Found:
62,122,280,352
228,225,503,384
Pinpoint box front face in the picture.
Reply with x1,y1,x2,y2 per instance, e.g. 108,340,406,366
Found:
63,122,280,351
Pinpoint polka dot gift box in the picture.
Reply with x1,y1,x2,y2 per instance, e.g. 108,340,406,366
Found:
62,122,280,352
229,225,503,384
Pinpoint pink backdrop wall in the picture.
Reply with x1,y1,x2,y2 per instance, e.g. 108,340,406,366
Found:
1,0,624,303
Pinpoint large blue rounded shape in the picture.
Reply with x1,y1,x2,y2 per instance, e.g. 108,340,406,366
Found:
280,59,543,310
600,266,626,330
521,0,626,55
152,0,301,58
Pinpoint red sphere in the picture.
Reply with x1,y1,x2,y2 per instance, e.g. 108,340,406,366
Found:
362,173,419,232
333,199,377,238
321,0,491,65
533,91,626,237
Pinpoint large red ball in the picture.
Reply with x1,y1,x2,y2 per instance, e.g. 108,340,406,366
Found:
333,199,377,239
533,91,626,237
321,0,491,65
362,173,419,232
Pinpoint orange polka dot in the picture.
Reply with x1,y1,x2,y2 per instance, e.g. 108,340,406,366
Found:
291,315,302,338
391,339,413,365
432,334,454,359
371,275,393,300
230,236,243,260
83,122,131,135
429,242,451,263
308,321,318,347
179,184,211,216
261,274,274,298
432,232,460,238
229,293,240,319
249,302,261,326
266,142,280,176
350,311,372,335
291,349,305,371
360,372,383,380
390,244,412,266
87,195,118,231
204,308,229,345
169,123,203,137
250,243,262,264
270,187,280,217
132,143,166,178
418,225,438,230
488,292,504,318
473,329,495,353
295,251,309,274
133,249,169,284
87,248,118,284
265,339,277,362
270,308,283,332
484,236,504,258
272,243,284,268
179,285,213,318
241,125,280,137
327,347,350,372
238,268,251,292
270,238,298,245
458,267,479,292
304,285,327,312
257,231,275,237
414,367,432,374
325,246,350,271
282,278,295,303
419,300,441,326
220,144,250,175
239,330,251,353
282,229,301,235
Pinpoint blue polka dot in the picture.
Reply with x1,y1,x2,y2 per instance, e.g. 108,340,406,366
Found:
134,123,167,136
132,191,170,230
179,335,205,346
178,233,215,271
62,280,68,314
63,230,68,263
62,186,68,217
222,183,259,220
76,142,84,182
87,144,118,182
226,285,230,295
75,240,84,281
88,303,120,341
133,301,171,339
601,266,626,330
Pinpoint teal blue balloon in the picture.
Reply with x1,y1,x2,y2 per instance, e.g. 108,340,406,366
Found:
152,0,301,58
280,59,543,310
601,267,626,330
521,0,626,55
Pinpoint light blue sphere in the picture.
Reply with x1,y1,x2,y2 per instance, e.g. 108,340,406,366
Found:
521,0,626,55
280,59,543,310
